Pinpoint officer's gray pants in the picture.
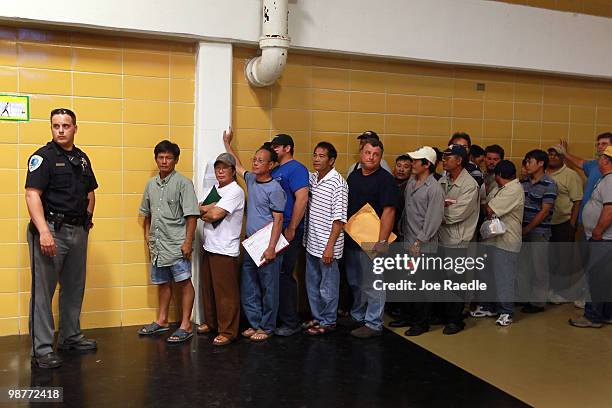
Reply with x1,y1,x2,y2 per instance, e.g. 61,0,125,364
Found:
27,221,89,357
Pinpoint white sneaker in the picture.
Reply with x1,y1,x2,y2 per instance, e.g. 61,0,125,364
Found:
496,314,513,326
470,306,496,318
548,292,567,305
574,300,585,309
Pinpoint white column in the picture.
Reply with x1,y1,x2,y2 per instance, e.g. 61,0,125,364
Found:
191,41,233,324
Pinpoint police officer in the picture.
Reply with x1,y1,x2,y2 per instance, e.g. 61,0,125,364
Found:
25,108,98,369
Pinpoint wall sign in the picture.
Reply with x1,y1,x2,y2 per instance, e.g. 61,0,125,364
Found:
0,95,29,121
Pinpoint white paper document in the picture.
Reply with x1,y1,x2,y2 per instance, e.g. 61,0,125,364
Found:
242,222,289,267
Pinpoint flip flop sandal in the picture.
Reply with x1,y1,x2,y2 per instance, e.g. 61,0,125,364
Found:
197,323,214,334
242,328,257,338
307,324,337,336
301,320,319,329
250,329,271,343
138,322,170,336
166,328,194,343
212,335,234,346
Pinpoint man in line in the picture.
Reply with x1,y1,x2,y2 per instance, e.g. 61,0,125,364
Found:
138,140,200,343
303,142,348,335
559,133,612,225
448,132,484,187
472,161,524,326
197,153,245,346
223,129,286,342
344,138,399,338
269,134,310,337
26,108,97,368
469,144,486,170
483,145,505,197
346,131,392,177
438,144,480,334
519,150,558,314
388,154,414,318
392,154,413,238
546,146,583,303
392,147,445,335
569,146,612,328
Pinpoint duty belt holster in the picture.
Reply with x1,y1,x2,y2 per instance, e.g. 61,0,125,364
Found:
49,212,65,232
45,211,88,231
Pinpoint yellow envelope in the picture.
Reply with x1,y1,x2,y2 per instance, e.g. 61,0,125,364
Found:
345,203,397,254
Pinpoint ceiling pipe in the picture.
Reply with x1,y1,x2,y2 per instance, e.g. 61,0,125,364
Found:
245,0,290,87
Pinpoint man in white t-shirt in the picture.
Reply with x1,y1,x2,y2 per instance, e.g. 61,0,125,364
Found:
197,153,245,345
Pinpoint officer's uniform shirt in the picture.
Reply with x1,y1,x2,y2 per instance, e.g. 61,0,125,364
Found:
25,141,98,217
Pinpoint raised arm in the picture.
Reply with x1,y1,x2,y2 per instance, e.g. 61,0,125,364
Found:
223,127,247,178
559,139,585,171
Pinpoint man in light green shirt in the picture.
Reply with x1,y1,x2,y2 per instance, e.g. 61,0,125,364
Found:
547,146,583,303
137,140,200,343
472,160,524,326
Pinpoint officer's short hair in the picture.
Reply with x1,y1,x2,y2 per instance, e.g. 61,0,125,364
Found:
154,140,181,160
50,108,77,125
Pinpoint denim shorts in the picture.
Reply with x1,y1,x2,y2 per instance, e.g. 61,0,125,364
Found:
151,258,192,284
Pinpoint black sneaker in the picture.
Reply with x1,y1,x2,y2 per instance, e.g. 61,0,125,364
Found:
405,326,429,336
32,352,62,369
442,323,465,335
521,304,545,314
57,338,97,351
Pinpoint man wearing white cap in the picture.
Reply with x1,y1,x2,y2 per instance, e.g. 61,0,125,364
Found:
396,146,445,336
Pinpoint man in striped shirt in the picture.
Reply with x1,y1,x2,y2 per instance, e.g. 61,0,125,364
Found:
303,142,348,335
519,149,558,314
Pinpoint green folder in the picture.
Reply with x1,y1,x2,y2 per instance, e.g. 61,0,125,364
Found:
201,186,224,228
202,186,222,205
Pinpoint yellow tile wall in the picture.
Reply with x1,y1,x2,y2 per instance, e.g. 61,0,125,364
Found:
491,0,612,18
232,47,612,175
0,26,196,336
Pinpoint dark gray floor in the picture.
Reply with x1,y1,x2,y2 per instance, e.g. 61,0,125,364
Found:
0,325,529,407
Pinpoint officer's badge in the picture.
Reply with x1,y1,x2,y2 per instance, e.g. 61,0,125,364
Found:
28,155,43,172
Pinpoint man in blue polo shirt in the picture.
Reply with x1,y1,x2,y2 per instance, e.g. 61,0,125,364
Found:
270,134,310,336
519,149,558,314
558,133,611,225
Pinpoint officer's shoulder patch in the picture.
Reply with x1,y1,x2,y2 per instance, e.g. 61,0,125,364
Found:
28,155,44,172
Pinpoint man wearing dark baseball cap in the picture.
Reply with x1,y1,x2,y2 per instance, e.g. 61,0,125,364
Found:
346,130,392,177
269,133,310,336
437,143,480,334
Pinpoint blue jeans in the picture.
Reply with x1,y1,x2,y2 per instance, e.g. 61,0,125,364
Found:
240,253,283,334
278,226,304,329
345,247,385,331
305,253,340,327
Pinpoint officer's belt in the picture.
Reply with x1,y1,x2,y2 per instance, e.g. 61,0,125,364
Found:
45,211,86,226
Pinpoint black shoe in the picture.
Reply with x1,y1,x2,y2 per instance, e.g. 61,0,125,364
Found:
57,338,97,351
389,319,412,328
521,304,545,314
32,352,62,369
405,326,428,336
442,323,465,335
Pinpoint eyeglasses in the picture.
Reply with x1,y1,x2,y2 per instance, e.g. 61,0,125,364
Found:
252,157,270,165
